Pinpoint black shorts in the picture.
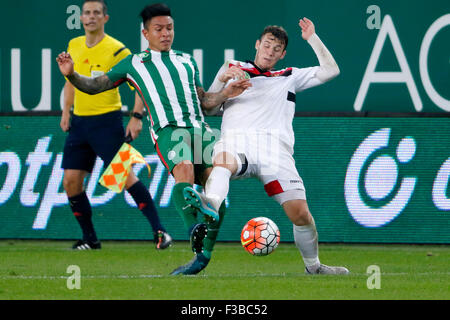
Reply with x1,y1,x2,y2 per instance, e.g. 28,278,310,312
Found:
61,111,125,173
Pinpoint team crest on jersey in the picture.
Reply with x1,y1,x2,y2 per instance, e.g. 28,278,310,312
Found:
176,55,190,64
137,52,150,59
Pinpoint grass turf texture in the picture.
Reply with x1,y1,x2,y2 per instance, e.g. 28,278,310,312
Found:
0,240,448,300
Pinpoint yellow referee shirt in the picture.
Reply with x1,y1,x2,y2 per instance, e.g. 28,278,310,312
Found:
67,34,131,116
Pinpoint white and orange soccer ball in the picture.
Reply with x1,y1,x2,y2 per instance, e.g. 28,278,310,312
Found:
241,217,280,256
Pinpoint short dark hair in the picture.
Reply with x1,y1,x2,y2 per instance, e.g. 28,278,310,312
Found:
140,3,172,28
260,25,288,50
83,0,108,15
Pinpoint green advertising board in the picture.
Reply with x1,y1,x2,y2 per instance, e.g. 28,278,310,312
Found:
0,0,449,113
1,115,449,243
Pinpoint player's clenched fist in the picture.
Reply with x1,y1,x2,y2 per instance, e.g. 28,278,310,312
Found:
219,62,247,83
56,52,75,76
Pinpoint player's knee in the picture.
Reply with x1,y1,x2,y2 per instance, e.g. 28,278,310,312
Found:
292,207,312,226
287,203,312,226
173,161,195,183
283,198,312,226
63,175,83,196
62,176,71,192
213,152,238,173
125,170,139,189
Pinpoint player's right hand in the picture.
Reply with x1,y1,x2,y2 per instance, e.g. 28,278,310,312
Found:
223,78,252,98
56,52,75,76
125,117,143,142
219,62,247,83
299,17,315,41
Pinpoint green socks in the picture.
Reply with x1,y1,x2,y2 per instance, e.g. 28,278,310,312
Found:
172,182,227,259
202,202,226,258
172,182,198,231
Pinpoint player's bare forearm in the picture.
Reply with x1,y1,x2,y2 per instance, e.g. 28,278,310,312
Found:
198,79,251,110
307,33,340,82
198,87,228,110
60,82,74,132
299,18,340,82
66,73,115,95
63,82,74,113
132,91,145,114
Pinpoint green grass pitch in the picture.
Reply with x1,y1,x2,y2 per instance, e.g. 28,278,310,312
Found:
0,240,448,300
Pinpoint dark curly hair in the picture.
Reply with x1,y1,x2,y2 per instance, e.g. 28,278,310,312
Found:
259,25,288,50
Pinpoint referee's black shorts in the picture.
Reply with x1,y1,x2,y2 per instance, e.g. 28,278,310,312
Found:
62,110,125,173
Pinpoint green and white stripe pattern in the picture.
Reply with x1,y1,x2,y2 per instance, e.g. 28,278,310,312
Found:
118,49,205,134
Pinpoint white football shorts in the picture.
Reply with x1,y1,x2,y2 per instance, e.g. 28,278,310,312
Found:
212,132,306,204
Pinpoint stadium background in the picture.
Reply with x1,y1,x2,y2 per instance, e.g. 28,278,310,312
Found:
0,0,449,243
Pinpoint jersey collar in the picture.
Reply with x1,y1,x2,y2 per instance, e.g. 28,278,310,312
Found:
140,48,174,62
239,60,292,78
246,60,269,74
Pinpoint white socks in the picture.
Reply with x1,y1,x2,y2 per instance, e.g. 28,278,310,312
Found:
205,166,232,211
293,218,320,271
207,165,321,271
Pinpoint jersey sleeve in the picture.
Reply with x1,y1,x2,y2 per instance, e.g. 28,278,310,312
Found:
110,46,134,90
292,66,323,92
190,55,203,88
112,47,132,65
208,63,228,93
106,54,133,87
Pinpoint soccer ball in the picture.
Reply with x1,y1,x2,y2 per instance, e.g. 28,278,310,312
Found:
241,217,280,256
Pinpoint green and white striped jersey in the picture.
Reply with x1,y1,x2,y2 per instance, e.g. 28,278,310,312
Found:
107,49,205,137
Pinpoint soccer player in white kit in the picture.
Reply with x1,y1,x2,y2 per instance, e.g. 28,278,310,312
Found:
184,18,349,274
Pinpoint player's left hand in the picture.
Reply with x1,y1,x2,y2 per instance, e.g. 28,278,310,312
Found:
299,17,315,40
125,117,142,142
222,78,252,98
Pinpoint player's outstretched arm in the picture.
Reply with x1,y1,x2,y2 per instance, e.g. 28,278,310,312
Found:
67,73,115,95
56,52,115,95
198,78,252,110
299,17,340,82
203,63,249,115
208,63,247,93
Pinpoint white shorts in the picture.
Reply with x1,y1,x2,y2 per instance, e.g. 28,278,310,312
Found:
213,132,306,204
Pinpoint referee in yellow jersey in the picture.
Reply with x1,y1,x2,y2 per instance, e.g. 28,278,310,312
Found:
61,0,172,250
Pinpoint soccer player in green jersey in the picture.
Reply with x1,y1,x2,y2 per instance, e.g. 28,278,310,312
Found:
56,3,251,274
